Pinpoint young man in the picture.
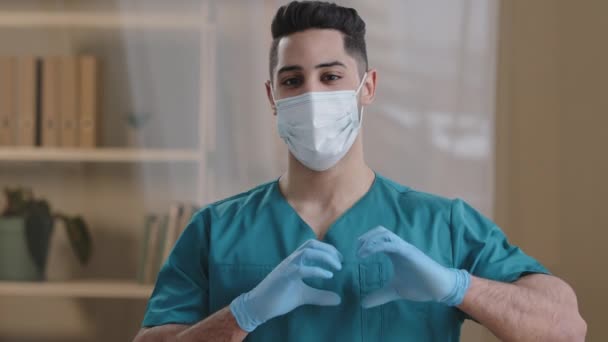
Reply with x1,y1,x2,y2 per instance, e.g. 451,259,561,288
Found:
134,2,586,341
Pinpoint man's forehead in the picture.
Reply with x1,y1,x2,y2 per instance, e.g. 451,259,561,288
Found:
275,29,355,69
278,28,344,46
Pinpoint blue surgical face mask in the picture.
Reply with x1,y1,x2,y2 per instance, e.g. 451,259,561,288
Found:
273,73,368,171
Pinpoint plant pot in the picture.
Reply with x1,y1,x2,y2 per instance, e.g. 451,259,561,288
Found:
0,217,45,281
45,219,84,281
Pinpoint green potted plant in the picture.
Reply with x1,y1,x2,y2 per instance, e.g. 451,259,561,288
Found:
0,187,92,281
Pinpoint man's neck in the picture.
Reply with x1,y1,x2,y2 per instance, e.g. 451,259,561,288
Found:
278,140,375,210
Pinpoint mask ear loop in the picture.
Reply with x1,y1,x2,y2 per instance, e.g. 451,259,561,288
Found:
271,87,277,103
356,72,368,96
270,84,278,113
355,72,368,124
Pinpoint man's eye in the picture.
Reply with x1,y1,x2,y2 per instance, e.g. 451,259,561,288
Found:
282,78,302,87
323,74,341,82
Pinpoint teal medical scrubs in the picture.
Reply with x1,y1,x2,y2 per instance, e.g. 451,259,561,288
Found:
142,173,549,341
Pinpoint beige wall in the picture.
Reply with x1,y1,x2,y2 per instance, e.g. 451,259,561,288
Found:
495,0,607,341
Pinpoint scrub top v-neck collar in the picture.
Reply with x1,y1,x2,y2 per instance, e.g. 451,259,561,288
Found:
271,172,379,241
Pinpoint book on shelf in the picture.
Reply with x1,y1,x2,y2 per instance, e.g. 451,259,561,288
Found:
140,214,165,285
41,56,61,147
16,56,37,146
136,215,155,284
0,56,15,146
0,54,99,149
59,56,79,147
160,202,184,268
137,202,199,284
79,55,98,148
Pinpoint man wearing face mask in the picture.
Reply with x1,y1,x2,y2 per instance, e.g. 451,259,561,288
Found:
134,2,586,341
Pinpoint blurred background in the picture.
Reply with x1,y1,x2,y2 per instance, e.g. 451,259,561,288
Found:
0,0,605,341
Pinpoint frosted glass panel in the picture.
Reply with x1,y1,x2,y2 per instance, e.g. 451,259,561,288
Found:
340,0,499,216
0,1,498,340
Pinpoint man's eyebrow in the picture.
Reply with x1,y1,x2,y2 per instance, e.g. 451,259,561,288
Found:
276,61,346,76
277,65,302,75
315,61,346,69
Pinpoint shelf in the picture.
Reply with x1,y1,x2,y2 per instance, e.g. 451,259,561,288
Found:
0,11,209,30
0,147,200,163
0,280,153,299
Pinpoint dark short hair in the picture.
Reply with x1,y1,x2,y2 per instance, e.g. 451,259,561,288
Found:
269,1,368,81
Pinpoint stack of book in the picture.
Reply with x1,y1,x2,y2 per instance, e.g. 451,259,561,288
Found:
137,202,199,284
0,55,99,148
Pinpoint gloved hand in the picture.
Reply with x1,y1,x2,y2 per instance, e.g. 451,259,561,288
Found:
230,239,343,332
357,226,470,308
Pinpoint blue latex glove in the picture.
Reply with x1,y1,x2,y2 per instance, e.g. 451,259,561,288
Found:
230,239,343,332
357,226,470,308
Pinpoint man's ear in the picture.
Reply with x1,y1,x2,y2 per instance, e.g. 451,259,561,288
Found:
360,69,377,106
265,80,277,116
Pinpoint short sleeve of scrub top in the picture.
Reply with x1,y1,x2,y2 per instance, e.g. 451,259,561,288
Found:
449,198,551,320
142,212,210,327
450,198,550,282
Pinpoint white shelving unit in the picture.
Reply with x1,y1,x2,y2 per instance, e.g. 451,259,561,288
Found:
0,6,216,277
0,11,209,30
0,280,153,299
0,2,216,340
0,147,201,163
0,2,218,197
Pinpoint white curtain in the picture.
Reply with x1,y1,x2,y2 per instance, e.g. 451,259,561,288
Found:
212,0,499,217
